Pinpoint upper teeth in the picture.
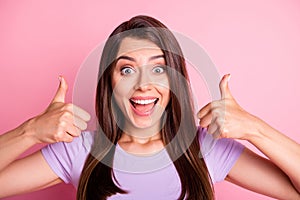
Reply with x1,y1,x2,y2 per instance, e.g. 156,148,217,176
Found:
131,99,157,105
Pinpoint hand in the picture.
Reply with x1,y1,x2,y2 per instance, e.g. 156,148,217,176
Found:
26,76,91,144
197,74,258,140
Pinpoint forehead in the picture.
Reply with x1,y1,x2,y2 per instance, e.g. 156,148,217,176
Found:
117,37,163,57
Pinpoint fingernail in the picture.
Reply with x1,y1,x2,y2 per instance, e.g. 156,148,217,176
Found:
58,75,62,82
227,74,231,82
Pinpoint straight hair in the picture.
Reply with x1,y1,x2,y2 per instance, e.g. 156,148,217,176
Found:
77,15,214,200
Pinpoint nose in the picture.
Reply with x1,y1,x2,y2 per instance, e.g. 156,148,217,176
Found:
134,68,153,91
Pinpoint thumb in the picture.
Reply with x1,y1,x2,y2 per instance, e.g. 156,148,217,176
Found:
219,74,233,99
52,76,68,103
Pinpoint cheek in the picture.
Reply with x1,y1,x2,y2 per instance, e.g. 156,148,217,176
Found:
161,88,171,106
112,77,135,105
163,79,171,102
154,74,169,87
113,84,129,100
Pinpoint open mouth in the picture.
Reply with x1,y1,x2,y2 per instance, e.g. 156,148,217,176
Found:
129,97,159,116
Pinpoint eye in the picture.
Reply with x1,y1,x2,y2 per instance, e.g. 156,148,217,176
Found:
121,67,135,75
152,66,165,74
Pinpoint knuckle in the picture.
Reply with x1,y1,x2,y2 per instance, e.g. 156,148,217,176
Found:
57,119,68,128
219,126,229,138
219,127,225,135
60,111,73,121
215,118,223,127
53,131,64,142
64,103,74,111
211,109,218,118
211,101,218,108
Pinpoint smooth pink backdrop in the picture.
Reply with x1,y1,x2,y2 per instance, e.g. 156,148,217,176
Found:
1,0,300,199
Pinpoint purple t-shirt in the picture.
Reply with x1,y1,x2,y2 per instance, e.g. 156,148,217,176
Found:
41,127,244,199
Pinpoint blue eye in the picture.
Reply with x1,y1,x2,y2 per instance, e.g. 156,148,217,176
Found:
121,67,135,75
152,66,165,74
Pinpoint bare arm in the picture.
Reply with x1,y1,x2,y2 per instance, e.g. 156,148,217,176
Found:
0,151,62,198
0,123,37,172
227,148,300,200
198,74,300,197
0,77,90,197
247,117,300,192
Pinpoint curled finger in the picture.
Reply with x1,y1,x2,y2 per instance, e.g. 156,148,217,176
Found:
72,105,91,122
73,116,88,131
65,123,81,137
62,132,75,143
211,128,221,139
207,117,218,135
199,110,212,128
197,102,211,119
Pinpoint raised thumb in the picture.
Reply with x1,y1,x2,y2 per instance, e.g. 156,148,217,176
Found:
219,74,232,99
52,76,68,103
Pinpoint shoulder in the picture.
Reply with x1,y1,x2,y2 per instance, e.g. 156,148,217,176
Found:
197,126,215,157
197,126,245,183
71,130,94,153
44,131,94,156
41,131,95,186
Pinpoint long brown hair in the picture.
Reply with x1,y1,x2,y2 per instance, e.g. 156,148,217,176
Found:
77,15,214,200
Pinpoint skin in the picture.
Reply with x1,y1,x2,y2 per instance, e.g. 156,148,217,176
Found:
112,37,169,155
0,76,90,197
199,74,300,198
0,38,299,199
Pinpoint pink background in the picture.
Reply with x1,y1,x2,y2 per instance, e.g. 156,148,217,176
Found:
1,0,300,199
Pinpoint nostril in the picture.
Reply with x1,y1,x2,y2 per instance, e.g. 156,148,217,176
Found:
135,82,152,91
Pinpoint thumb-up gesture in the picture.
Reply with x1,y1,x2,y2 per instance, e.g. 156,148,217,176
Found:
197,74,258,140
28,76,91,144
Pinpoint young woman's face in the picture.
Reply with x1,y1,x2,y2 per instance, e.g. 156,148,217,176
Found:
111,37,170,133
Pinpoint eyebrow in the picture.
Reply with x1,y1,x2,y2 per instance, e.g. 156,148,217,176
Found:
116,54,165,63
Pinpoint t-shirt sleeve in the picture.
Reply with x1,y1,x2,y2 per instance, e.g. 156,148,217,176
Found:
41,131,93,186
198,127,244,183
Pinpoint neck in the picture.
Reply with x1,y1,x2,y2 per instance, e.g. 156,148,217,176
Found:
118,129,164,156
119,131,162,144
120,119,163,141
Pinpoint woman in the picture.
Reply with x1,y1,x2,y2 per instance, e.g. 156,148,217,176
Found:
0,15,300,200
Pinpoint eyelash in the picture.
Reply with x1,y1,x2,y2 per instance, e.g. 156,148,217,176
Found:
119,65,166,76
120,66,135,75
152,65,166,74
